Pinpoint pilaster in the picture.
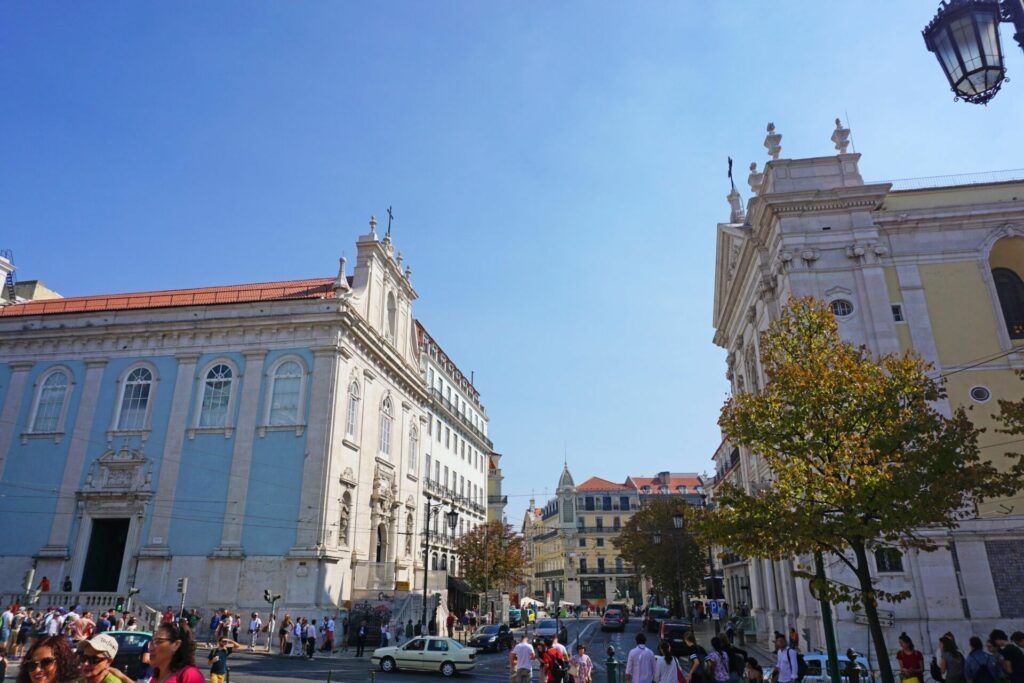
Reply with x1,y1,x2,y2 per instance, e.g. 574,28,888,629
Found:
0,361,34,480
213,349,266,554
140,352,200,556
39,358,108,557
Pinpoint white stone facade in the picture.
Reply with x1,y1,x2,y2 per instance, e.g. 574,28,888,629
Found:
711,122,1024,665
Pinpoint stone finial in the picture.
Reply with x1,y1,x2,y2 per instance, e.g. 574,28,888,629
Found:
747,162,764,193
396,252,404,267
404,265,412,280
727,188,745,223
764,122,782,160
333,256,350,292
831,117,851,154
369,215,378,239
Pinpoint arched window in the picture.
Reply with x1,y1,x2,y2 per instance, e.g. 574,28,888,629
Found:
269,360,303,426
406,514,414,556
993,267,1024,339
431,553,438,570
32,370,69,433
615,556,624,572
198,364,233,427
379,397,394,456
440,554,448,571
117,367,153,430
409,424,419,473
345,381,361,437
386,292,398,342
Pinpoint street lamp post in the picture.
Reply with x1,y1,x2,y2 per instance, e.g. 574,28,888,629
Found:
923,0,1024,104
423,501,459,634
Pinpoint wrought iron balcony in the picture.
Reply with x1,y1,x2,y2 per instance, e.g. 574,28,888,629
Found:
430,388,493,448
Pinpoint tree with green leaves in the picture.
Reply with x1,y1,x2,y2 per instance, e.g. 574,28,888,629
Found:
612,497,706,616
701,297,1023,683
453,520,525,593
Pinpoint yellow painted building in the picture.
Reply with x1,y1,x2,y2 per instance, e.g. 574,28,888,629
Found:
712,120,1024,659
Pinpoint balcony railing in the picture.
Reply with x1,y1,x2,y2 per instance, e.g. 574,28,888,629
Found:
535,569,565,578
488,495,508,506
533,529,559,541
431,388,493,448
353,561,396,591
423,479,486,516
576,567,634,575
576,526,619,534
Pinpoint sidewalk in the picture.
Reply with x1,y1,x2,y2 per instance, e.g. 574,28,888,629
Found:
690,620,776,666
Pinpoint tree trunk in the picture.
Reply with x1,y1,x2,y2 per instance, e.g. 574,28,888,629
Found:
851,541,895,683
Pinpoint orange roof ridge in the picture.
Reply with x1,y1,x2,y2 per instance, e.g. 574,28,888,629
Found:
1,276,339,317
577,476,631,491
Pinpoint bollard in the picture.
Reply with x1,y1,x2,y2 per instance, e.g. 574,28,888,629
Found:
369,670,376,683
327,671,332,683
606,645,620,683
225,667,230,683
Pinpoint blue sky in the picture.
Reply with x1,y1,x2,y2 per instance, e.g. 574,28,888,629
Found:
4,2,1024,522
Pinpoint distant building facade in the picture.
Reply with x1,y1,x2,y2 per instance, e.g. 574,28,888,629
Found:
711,122,1024,660
522,466,703,608
0,218,497,620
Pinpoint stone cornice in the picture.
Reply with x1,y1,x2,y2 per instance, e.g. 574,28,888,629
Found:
747,183,891,235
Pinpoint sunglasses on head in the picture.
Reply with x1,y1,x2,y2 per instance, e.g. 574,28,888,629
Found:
77,652,108,665
24,657,56,672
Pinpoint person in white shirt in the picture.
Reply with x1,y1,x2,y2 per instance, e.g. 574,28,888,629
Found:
772,634,799,683
551,634,569,658
248,612,262,651
654,640,684,683
291,619,304,657
626,632,657,683
510,633,536,683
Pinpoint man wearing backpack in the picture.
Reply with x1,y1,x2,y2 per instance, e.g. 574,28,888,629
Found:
991,630,1024,683
771,634,800,683
966,636,1001,683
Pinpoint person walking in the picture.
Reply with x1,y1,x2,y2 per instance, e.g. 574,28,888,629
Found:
770,634,798,683
510,633,535,683
207,636,242,683
304,619,318,659
405,619,413,643
989,630,1024,683
321,615,335,652
355,620,368,658
653,640,682,683
745,657,765,683
940,634,967,683
290,618,303,658
279,614,292,655
147,622,204,683
379,621,389,648
247,613,262,652
446,613,456,639
626,632,657,683
337,616,350,654
966,636,1001,683
570,643,594,683
896,633,924,683
707,637,732,683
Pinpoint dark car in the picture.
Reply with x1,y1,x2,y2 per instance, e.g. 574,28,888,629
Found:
468,624,513,652
600,609,625,632
644,607,670,633
107,631,152,679
659,621,691,656
606,603,630,623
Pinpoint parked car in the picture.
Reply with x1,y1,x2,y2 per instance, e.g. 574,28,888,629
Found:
606,603,630,623
533,618,569,644
601,609,626,632
468,624,513,652
644,607,670,633
106,631,152,680
372,636,477,678
509,608,523,627
658,621,691,656
764,653,874,683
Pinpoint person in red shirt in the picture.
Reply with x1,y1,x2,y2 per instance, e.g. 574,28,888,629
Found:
897,633,925,683
38,577,50,593
162,607,175,624
539,641,567,683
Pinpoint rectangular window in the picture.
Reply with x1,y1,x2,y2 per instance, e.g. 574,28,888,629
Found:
445,427,450,448
579,558,587,572
579,538,586,547
436,420,442,442
585,497,595,511
444,466,449,489
577,517,584,529
596,538,604,547
428,368,434,386
427,419,432,437
425,455,432,482
435,461,440,483
597,557,605,571
892,304,905,322
613,517,621,530
875,548,904,573
595,517,603,530
602,496,612,510
620,496,631,510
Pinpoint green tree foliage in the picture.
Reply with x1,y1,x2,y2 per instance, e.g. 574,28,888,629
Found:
701,297,1023,683
453,521,525,593
612,497,706,614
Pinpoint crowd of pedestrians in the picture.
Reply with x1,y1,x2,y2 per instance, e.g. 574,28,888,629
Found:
895,630,1024,683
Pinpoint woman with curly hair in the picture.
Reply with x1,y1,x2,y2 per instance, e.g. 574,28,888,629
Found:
148,622,203,683
17,635,78,683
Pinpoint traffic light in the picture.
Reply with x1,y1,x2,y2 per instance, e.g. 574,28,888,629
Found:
115,597,125,612
264,589,272,603
128,587,140,597
176,577,188,594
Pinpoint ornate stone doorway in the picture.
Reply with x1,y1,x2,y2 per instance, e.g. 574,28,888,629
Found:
80,518,129,591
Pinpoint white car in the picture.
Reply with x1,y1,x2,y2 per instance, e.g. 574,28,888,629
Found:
371,636,477,677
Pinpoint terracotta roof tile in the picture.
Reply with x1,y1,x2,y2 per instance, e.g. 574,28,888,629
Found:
0,277,340,317
576,476,632,492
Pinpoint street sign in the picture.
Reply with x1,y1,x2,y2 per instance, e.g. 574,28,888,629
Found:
855,615,894,627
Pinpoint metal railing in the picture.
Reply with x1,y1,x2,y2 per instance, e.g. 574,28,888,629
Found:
884,168,1024,191
576,526,618,534
430,389,493,448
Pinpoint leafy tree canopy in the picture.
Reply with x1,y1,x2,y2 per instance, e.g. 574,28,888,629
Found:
453,520,525,593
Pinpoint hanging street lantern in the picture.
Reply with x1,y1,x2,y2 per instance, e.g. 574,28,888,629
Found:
923,0,1024,104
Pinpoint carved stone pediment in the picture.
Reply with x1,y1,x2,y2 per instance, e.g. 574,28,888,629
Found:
81,442,152,497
